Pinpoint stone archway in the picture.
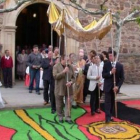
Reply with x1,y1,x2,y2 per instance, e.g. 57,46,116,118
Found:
1,0,79,83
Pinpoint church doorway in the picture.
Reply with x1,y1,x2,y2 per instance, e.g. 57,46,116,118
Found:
15,3,64,79
16,3,58,50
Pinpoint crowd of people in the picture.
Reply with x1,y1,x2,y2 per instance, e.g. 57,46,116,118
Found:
26,44,124,124
0,44,125,124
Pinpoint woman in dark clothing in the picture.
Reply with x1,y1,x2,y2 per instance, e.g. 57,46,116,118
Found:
102,51,109,64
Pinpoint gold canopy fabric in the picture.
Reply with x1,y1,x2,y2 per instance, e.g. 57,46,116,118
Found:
48,2,112,42
75,18,83,29
54,10,64,36
84,20,97,30
47,2,60,24
64,9,112,41
75,18,97,30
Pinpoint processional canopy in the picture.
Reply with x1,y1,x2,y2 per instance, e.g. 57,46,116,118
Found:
47,2,112,42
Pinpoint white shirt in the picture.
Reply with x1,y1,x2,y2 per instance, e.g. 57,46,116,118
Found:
5,55,10,60
111,61,116,67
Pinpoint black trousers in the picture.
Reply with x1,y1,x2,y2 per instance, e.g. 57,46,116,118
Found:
43,80,56,111
2,68,12,87
83,79,90,102
43,80,50,102
105,89,115,121
90,84,99,113
50,80,56,111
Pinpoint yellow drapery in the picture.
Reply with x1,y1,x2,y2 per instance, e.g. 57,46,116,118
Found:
47,2,60,24
47,2,112,41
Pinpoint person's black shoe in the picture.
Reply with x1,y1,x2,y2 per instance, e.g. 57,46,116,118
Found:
5,86,8,88
91,112,95,116
29,90,32,93
9,86,12,88
83,98,86,103
72,105,77,109
65,120,73,124
111,118,114,121
36,92,41,95
105,120,110,123
105,117,113,123
51,110,56,114
95,109,101,114
43,101,48,105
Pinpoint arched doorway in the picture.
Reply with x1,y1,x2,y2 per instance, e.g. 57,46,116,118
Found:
16,3,58,50
15,3,61,79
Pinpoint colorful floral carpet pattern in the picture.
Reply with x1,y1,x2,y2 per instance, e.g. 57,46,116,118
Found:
0,100,140,140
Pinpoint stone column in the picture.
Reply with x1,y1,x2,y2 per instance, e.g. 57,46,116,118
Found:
1,26,17,85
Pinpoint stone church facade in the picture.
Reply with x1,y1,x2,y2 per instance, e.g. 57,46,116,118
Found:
0,0,140,84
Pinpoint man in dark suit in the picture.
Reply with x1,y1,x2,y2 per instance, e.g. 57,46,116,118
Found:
102,50,124,123
41,51,56,114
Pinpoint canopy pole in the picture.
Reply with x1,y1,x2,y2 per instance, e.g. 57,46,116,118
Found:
116,27,122,62
113,27,122,118
59,36,62,62
84,42,88,59
51,0,54,49
110,28,117,118
95,37,101,111
95,38,98,53
64,26,70,117
95,38,102,53
51,25,53,49
48,24,54,64
97,66,101,111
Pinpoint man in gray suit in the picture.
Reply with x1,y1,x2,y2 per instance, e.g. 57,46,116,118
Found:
53,55,75,124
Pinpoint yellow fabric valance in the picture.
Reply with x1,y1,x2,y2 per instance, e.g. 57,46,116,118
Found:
47,2,60,24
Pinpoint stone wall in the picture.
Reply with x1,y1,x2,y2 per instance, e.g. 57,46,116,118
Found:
77,0,140,84
119,54,140,84
0,17,2,43
78,0,140,54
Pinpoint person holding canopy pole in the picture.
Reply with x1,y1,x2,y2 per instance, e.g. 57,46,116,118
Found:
53,55,75,124
102,50,124,123
53,25,75,124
